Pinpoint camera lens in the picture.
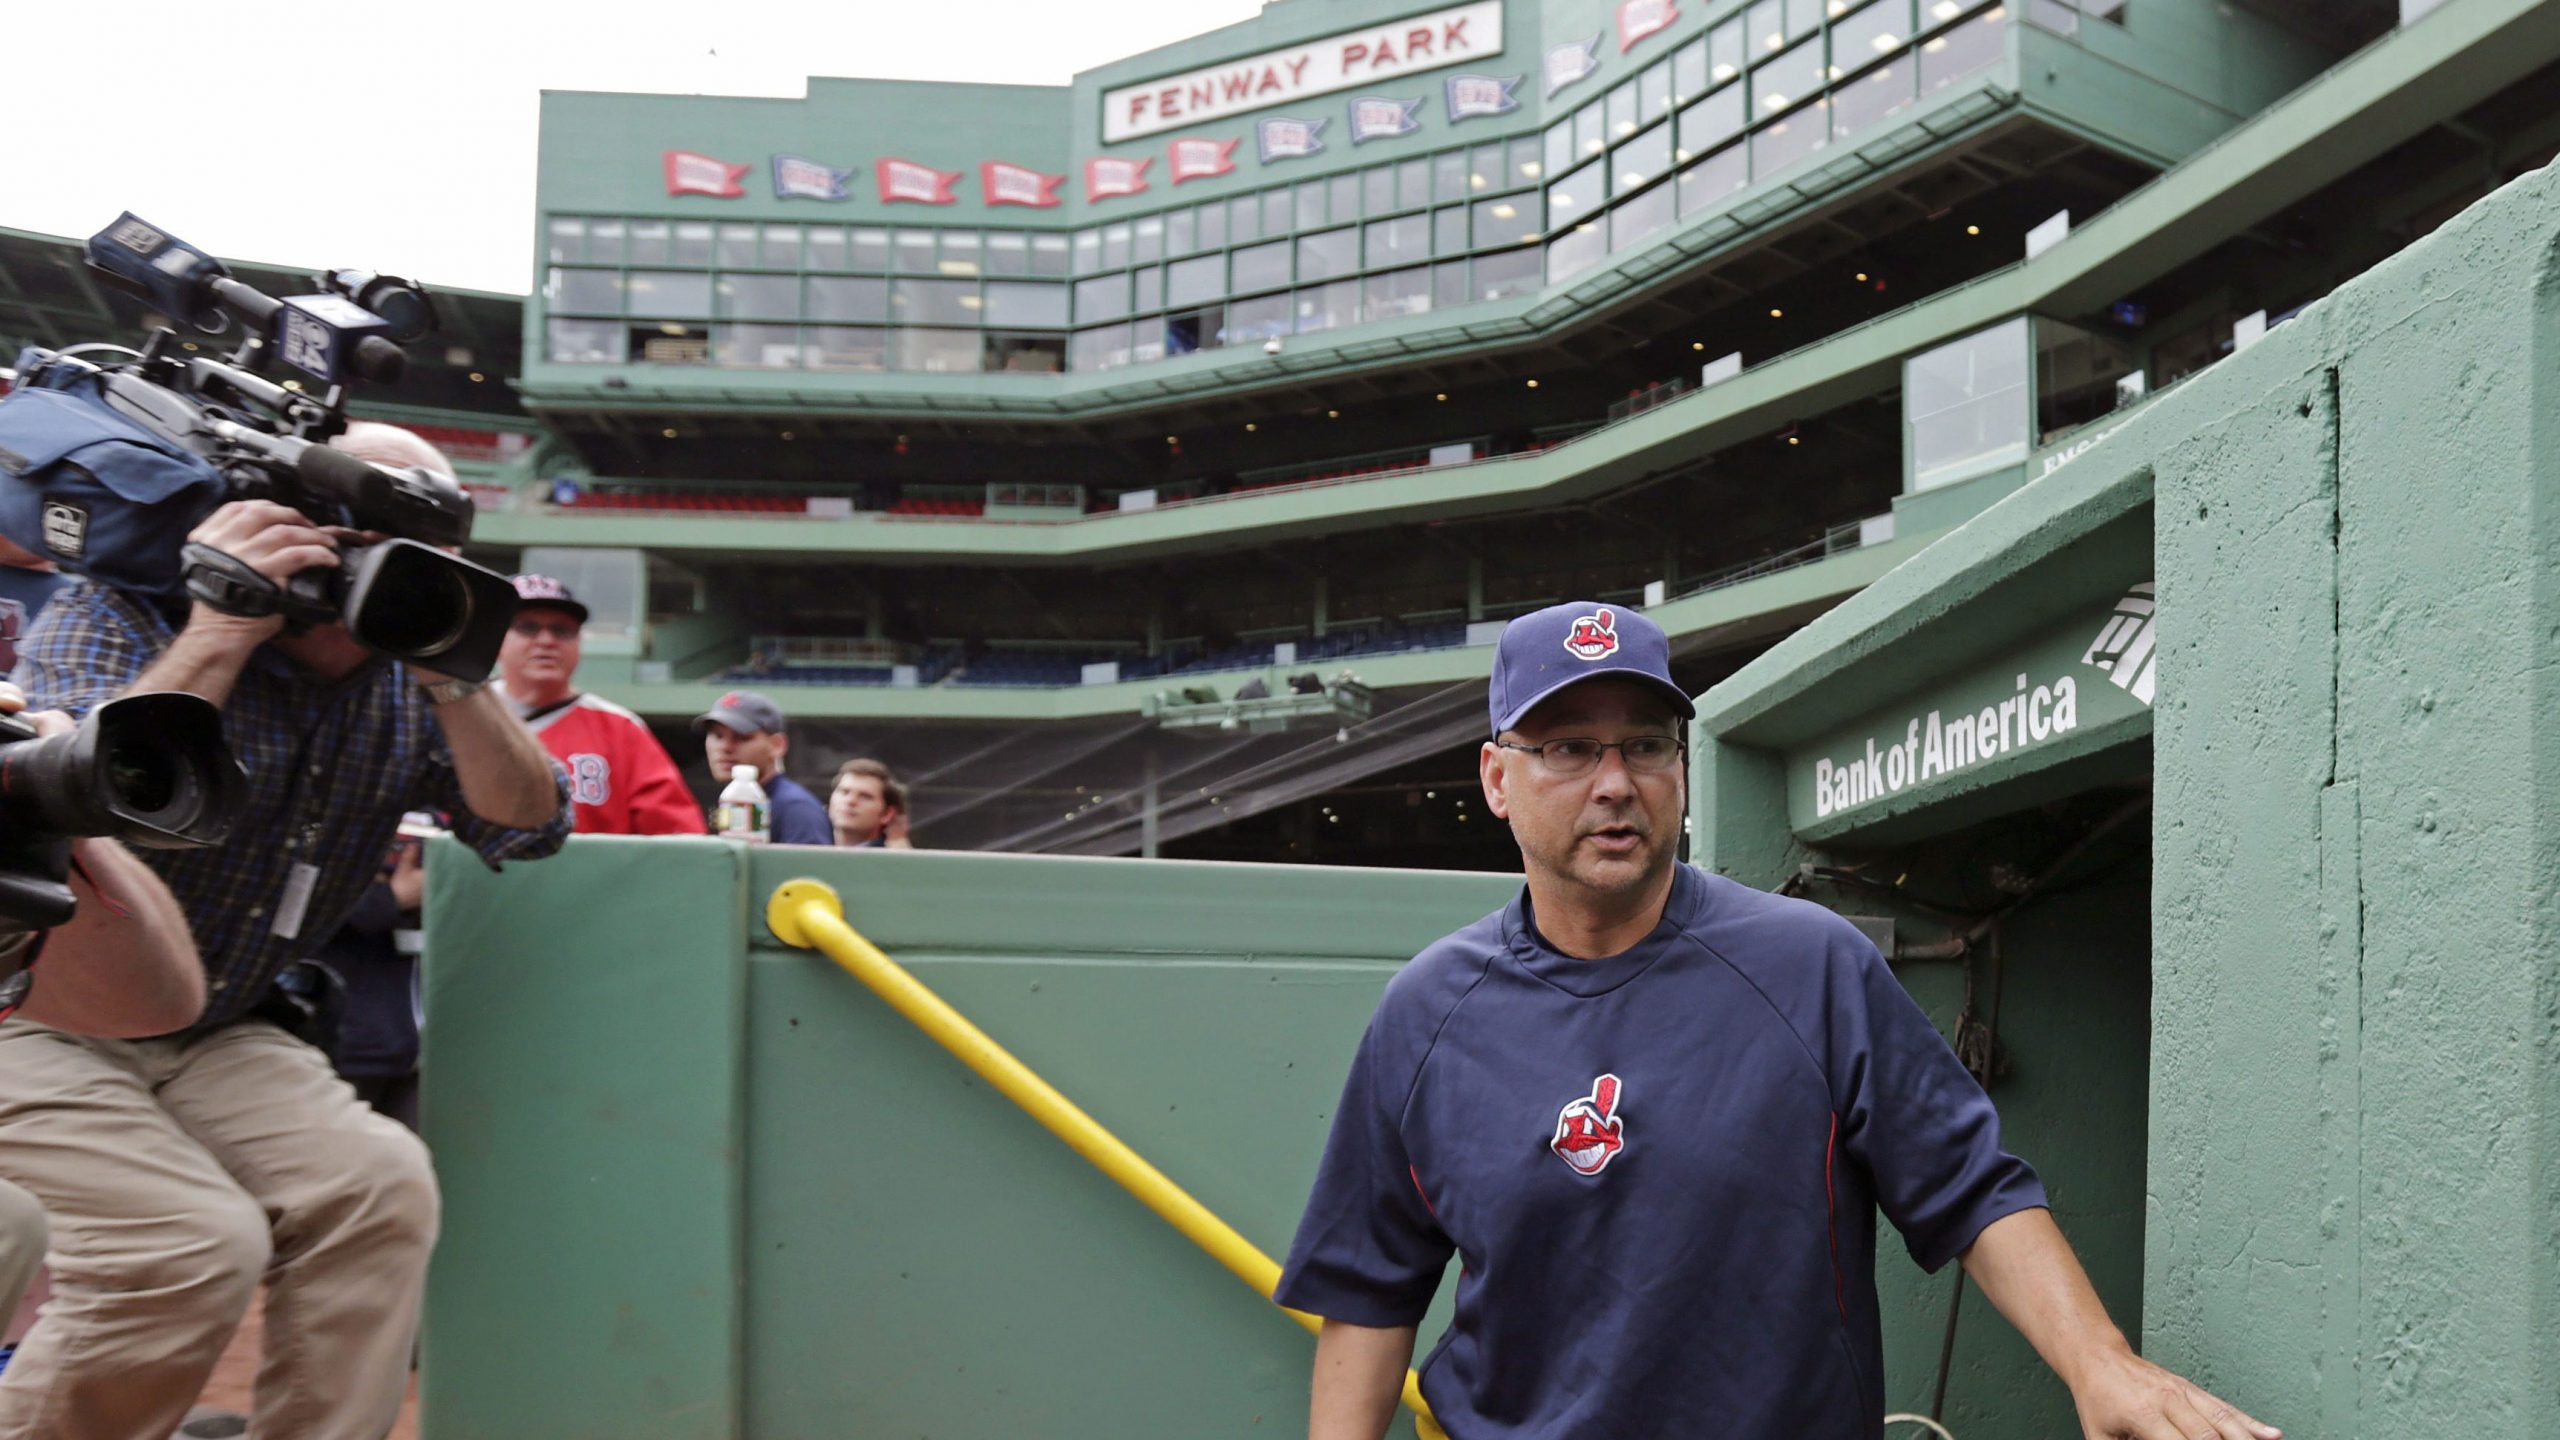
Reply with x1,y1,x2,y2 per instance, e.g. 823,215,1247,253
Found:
364,561,472,659
102,732,199,830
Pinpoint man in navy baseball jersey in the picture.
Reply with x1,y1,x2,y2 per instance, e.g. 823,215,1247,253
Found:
1275,601,2278,1440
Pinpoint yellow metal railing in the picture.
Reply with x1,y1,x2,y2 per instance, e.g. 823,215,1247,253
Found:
765,879,1446,1438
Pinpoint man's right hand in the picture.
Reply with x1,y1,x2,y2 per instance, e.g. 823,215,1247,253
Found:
183,500,343,646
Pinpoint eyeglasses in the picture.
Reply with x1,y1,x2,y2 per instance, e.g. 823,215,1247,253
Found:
1494,735,1685,777
510,618,582,641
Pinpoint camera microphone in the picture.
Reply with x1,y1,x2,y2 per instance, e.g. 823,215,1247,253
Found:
84,213,230,333
84,215,408,387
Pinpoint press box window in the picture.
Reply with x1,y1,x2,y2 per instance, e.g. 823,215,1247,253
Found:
546,318,624,364
626,272,713,317
807,277,888,324
1905,316,2031,491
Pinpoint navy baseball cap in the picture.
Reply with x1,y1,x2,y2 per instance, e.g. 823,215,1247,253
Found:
509,574,588,624
1488,601,1695,735
693,689,788,736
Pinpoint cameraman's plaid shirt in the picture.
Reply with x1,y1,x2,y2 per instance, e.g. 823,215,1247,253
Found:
17,581,572,1029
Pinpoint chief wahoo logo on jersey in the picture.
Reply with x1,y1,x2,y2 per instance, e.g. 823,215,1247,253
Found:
1550,1073,1627,1176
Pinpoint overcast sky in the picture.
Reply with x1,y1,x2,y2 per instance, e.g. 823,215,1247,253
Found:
0,0,1264,294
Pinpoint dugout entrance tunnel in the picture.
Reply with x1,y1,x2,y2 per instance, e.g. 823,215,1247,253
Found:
414,160,2560,1440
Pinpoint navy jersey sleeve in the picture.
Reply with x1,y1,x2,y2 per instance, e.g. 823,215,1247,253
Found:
1824,926,2047,1272
1274,1010,1454,1327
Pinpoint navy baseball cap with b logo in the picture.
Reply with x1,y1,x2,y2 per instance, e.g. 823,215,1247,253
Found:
1488,600,1695,734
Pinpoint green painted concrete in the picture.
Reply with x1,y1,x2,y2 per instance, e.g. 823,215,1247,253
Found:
1694,149,2560,1438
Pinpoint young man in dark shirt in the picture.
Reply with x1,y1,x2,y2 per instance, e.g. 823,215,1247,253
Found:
1276,601,2280,1440
694,690,831,845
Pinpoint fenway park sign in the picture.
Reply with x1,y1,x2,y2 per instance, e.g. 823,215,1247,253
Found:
1101,1,1503,144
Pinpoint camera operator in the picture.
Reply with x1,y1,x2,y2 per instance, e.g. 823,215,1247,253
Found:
0,680,208,1330
0,421,571,1440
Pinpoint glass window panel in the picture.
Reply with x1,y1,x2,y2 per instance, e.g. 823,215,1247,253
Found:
1675,38,1710,100
1434,205,1470,256
1469,144,1503,193
807,277,888,323
892,328,984,373
1790,0,1830,38
1435,149,1470,203
628,221,671,265
1230,195,1263,244
1573,102,1607,162
1611,183,1676,252
1292,278,1359,334
1607,81,1641,142
1233,239,1292,292
808,325,885,370
1677,144,1751,216
546,317,623,363
1905,316,2031,487
2025,0,2080,33
1510,136,1544,186
547,268,623,314
1167,209,1195,255
988,333,1067,372
1072,229,1103,274
1296,181,1329,230
1710,19,1746,84
1832,53,1917,137
760,225,802,268
1101,223,1133,269
1615,122,1673,195
632,322,710,364
1128,320,1166,367
1400,157,1435,209
1473,193,1540,248
1640,60,1675,124
546,218,584,264
713,323,801,368
893,230,938,272
1748,0,1788,55
1754,36,1826,118
1435,260,1470,309
1132,218,1164,264
1133,265,1162,314
938,232,982,276
1834,0,1916,67
1921,7,2008,91
1329,173,1360,221
718,225,759,267
983,282,1068,328
1296,226,1358,281
1367,213,1431,268
1263,189,1293,236
1223,293,1292,343
1196,203,1227,250
1546,157,1606,231
1362,165,1398,217
1547,222,1608,284
1031,235,1069,277
1474,245,1543,301
1074,273,1129,323
1751,101,1830,174
578,223,624,270
893,278,978,326
717,274,799,319
850,228,890,269
673,223,714,265
985,233,1031,277
1168,254,1226,308
1543,122,1575,184
1678,85,1747,160
1364,266,1432,321
626,271,712,316
1068,323,1133,371
803,226,846,270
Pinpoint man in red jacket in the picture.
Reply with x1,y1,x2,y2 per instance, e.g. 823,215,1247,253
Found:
497,575,705,835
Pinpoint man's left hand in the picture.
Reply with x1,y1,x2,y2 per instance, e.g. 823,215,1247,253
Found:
2067,1344,2279,1440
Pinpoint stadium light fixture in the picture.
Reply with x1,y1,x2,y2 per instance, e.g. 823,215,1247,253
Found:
1856,272,1869,282
1967,224,1981,236
1435,392,1448,401
1327,408,1340,418
1692,342,1705,351
662,427,678,438
467,371,486,383
1526,379,1539,388
1769,308,1784,318
780,431,795,440
1245,422,1258,432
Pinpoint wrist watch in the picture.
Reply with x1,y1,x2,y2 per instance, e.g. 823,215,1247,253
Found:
418,677,484,705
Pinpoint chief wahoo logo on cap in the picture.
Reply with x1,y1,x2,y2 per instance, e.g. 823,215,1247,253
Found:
1551,1073,1627,1177
1562,606,1620,661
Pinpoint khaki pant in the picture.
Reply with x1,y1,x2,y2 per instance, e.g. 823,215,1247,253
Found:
0,1179,43,1322
0,1018,437,1440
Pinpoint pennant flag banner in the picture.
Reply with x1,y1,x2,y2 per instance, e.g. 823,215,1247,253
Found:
1347,95,1425,145
1617,0,1679,52
1445,73,1522,121
663,150,750,198
1168,136,1241,184
1544,35,1602,96
981,161,1065,208
877,158,961,205
771,154,851,201
1085,155,1153,202
1256,116,1328,163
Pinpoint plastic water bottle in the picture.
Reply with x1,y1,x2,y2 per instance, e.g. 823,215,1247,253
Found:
717,765,770,843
